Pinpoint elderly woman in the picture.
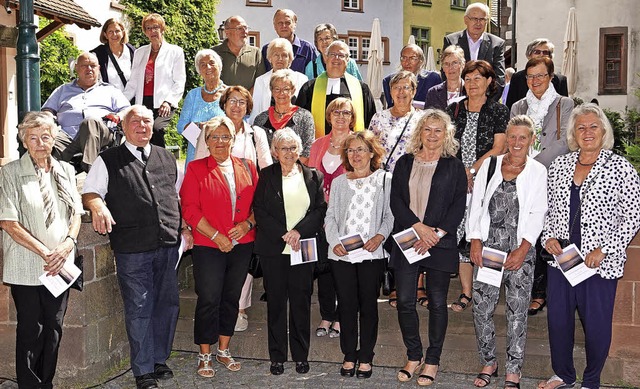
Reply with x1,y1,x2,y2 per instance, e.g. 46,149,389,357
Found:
91,18,135,92
0,112,83,388
308,97,357,337
426,45,466,110
254,128,327,376
446,60,508,314
466,115,548,388
124,13,186,147
249,38,308,124
511,56,574,316
253,69,315,164
391,109,467,386
324,131,393,379
177,49,226,167
304,23,362,80
538,104,640,389
383,44,441,109
180,116,259,378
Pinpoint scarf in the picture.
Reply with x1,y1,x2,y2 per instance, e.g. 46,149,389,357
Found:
32,157,76,228
526,83,558,151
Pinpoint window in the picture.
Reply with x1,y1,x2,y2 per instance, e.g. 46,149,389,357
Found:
342,0,363,12
412,0,432,6
599,27,627,95
246,0,271,6
339,31,390,65
411,27,431,55
450,0,468,9
248,32,261,48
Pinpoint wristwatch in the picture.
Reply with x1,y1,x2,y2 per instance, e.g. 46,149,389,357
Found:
469,168,477,176
434,228,445,238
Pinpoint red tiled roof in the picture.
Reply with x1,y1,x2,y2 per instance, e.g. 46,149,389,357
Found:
1,0,101,30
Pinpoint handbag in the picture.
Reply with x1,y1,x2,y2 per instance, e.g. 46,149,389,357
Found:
314,229,331,275
70,254,84,292
377,174,395,296
247,253,263,279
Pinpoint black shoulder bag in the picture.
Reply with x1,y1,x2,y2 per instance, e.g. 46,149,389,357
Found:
383,112,414,172
106,46,128,87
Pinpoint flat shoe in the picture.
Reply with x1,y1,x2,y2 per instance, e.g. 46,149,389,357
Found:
340,361,356,377
295,361,310,374
316,327,328,337
152,363,173,380
451,293,472,312
538,375,576,389
135,374,158,389
505,380,520,388
216,349,241,371
356,363,372,379
270,361,284,375
329,327,340,338
528,299,547,316
196,353,215,378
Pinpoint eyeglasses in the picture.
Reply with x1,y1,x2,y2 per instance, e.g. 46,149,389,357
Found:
318,36,334,44
226,25,250,32
466,16,488,24
331,110,353,117
346,147,370,155
391,85,414,92
525,73,549,81
144,25,162,32
106,29,123,36
442,60,461,68
327,52,349,60
277,145,298,153
400,55,420,62
208,135,233,143
463,76,486,84
531,49,551,56
227,98,247,107
272,87,292,94
271,53,290,60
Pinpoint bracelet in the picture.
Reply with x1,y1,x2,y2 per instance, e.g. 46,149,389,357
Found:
210,231,219,241
66,235,78,246
182,225,191,232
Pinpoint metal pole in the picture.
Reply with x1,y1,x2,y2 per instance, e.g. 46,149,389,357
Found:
15,0,40,122
511,0,517,68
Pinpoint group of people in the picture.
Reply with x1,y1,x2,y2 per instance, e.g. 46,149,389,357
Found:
1,4,639,389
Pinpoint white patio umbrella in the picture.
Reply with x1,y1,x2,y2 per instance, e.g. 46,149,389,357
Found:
408,35,416,45
366,18,384,112
425,46,437,72
562,7,578,96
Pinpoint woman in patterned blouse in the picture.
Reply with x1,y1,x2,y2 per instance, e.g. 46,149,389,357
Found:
539,103,640,389
324,131,393,379
445,60,508,314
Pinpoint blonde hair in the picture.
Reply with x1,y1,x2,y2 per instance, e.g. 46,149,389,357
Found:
566,103,615,151
406,109,459,158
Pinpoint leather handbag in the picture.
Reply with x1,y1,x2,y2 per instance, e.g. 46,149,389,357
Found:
247,254,263,279
70,254,84,292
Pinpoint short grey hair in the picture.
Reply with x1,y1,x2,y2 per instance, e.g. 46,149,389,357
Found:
266,38,294,63
270,127,302,159
269,68,296,91
202,116,236,141
325,40,349,57
441,45,466,69
397,44,425,72
389,70,417,90
195,49,223,76
507,115,536,138
526,38,556,59
465,2,490,17
122,105,154,127
18,111,59,142
566,103,615,151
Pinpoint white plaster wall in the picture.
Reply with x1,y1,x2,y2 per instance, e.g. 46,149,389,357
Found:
1,10,19,161
515,0,639,111
215,0,404,81
64,0,124,52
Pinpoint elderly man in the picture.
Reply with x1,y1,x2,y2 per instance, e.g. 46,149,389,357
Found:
262,9,316,74
296,41,376,138
82,105,193,389
382,44,441,109
505,38,569,108
213,15,266,91
43,52,130,173
443,2,505,100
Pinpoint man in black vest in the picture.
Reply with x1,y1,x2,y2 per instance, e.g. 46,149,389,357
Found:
82,105,193,389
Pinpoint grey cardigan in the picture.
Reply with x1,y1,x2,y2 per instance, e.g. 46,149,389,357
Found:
324,170,394,261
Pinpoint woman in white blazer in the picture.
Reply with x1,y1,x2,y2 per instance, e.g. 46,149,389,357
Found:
466,115,547,389
124,13,186,147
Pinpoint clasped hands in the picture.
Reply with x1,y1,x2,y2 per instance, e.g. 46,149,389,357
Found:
545,238,606,269
412,223,443,255
214,221,251,253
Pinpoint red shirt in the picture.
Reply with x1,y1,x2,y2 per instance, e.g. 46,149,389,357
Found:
143,56,155,97
180,156,258,248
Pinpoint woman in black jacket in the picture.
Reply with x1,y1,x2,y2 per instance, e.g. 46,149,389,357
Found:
391,109,467,385
253,128,327,376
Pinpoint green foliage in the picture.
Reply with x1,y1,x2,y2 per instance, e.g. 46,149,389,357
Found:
623,141,640,173
604,108,630,155
39,19,81,104
120,0,220,149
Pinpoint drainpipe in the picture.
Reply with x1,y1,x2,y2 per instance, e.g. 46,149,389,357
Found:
15,0,40,121
511,0,517,69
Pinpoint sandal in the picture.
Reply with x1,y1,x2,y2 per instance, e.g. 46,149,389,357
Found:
528,299,547,316
329,322,340,338
197,353,215,378
505,380,520,388
216,348,241,371
451,293,472,312
474,365,498,387
417,287,429,308
417,364,438,386
316,320,331,337
388,297,398,308
537,375,576,389
397,359,423,382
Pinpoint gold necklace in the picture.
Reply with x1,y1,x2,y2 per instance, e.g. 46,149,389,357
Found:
505,154,526,169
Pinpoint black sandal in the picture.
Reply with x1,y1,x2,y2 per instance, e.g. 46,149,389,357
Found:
451,293,472,312
417,287,429,307
504,380,520,388
474,366,498,387
527,299,547,316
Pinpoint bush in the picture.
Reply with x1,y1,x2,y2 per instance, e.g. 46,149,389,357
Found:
39,20,81,104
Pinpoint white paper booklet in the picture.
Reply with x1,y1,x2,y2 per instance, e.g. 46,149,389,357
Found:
554,243,596,286
182,122,201,147
39,260,82,298
290,238,318,266
339,233,374,263
392,227,430,264
476,247,507,288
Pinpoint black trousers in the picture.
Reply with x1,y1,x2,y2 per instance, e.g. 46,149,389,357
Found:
192,244,252,345
531,238,547,300
142,96,175,147
330,259,385,364
396,266,451,364
11,285,69,389
261,254,314,363
317,271,338,322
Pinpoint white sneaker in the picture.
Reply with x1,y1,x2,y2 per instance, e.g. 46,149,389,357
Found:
234,312,248,332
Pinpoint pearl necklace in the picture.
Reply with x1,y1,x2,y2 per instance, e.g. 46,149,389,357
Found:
203,84,223,95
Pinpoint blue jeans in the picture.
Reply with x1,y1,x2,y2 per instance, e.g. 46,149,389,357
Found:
115,246,179,376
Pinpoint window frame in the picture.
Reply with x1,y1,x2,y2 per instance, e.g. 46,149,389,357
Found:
248,32,261,48
450,0,468,10
410,26,431,57
246,0,272,6
598,26,628,95
342,0,363,13
412,0,432,6
339,31,390,65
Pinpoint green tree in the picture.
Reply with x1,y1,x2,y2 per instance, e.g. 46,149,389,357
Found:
39,19,81,104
